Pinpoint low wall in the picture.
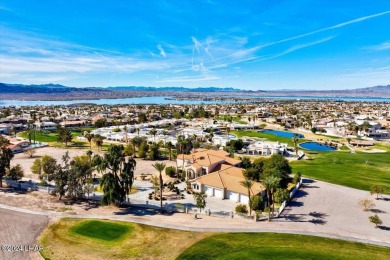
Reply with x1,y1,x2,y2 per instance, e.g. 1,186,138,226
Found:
276,178,303,217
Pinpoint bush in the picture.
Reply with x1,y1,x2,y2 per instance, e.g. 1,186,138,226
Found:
293,172,301,184
235,204,248,214
165,166,177,177
250,195,264,211
369,214,382,228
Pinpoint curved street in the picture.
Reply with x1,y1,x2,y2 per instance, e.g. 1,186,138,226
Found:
1,178,389,255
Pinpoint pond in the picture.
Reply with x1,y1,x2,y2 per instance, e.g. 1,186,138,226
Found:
260,129,304,138
299,142,336,151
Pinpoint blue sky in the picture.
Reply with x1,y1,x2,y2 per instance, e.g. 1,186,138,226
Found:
0,0,389,90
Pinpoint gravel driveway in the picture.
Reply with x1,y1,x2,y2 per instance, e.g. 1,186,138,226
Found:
0,208,48,260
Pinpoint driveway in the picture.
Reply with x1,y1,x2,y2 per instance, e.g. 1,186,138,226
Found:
128,180,238,213
279,178,390,244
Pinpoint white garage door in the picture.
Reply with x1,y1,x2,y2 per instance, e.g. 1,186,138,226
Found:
204,186,213,197
226,191,237,201
214,189,224,199
240,194,249,204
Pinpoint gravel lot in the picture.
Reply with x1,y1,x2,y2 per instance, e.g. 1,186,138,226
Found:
0,208,48,260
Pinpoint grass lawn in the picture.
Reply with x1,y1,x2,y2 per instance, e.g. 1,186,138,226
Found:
39,218,210,259
69,220,133,242
18,131,82,143
178,233,390,260
40,219,390,259
217,116,247,124
18,131,58,142
232,130,306,146
291,151,390,193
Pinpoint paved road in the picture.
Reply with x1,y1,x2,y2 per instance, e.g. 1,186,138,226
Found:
1,178,389,252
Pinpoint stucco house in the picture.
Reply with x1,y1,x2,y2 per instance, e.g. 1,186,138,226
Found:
176,148,241,180
191,164,265,203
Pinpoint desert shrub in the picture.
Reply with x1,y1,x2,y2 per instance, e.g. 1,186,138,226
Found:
235,204,248,214
165,166,177,177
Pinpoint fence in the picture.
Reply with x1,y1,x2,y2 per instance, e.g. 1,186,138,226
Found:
127,198,197,213
4,179,55,193
276,178,303,217
209,210,232,218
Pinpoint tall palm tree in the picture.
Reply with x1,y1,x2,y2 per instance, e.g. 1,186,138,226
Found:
263,176,280,221
84,132,94,150
149,128,157,143
165,141,174,161
226,127,231,144
177,136,186,180
292,134,298,158
93,134,104,152
130,138,138,158
240,179,254,216
152,162,166,213
123,125,128,143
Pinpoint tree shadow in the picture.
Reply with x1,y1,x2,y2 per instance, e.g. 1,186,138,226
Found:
302,179,315,184
304,185,320,189
288,201,304,207
370,208,386,214
293,190,308,199
379,197,390,201
113,206,174,216
309,211,328,219
0,187,27,194
283,214,306,222
378,226,390,231
309,218,327,225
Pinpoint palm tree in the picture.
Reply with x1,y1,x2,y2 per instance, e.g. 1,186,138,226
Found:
177,136,186,180
130,138,138,158
166,141,174,161
84,132,94,150
226,127,231,144
193,192,207,213
240,179,254,216
150,175,159,199
149,128,157,143
152,162,166,213
123,125,128,143
93,134,104,152
263,176,280,221
292,134,298,158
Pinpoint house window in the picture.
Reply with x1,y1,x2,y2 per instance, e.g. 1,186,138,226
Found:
201,168,206,175
193,184,199,190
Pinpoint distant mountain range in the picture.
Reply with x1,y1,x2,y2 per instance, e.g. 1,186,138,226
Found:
107,86,251,92
0,82,389,100
1,82,389,93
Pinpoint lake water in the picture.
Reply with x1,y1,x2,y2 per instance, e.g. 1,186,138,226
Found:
260,129,304,138
299,141,336,151
0,95,389,107
0,96,225,106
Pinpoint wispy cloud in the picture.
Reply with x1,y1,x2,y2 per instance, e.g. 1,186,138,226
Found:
155,75,220,83
209,11,390,68
369,41,390,51
157,44,167,57
258,36,335,61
